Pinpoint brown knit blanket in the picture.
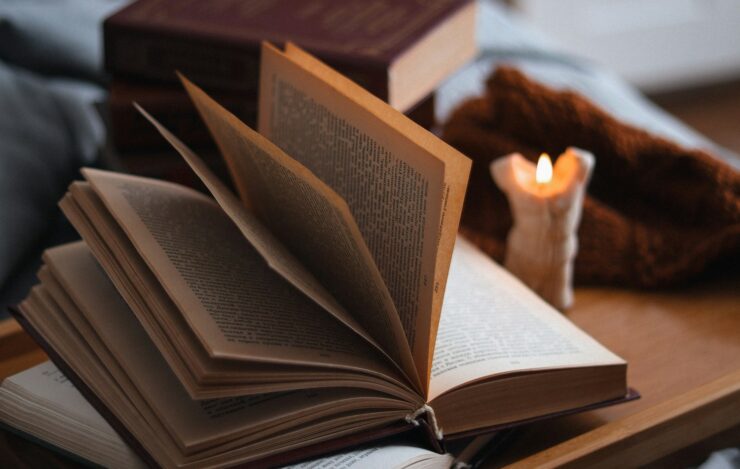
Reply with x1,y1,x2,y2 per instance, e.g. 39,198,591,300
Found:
443,67,740,288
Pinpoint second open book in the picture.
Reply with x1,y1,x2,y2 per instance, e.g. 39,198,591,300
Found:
15,43,630,467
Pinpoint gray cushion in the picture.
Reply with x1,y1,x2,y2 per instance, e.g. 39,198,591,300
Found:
0,0,125,306
0,61,105,292
0,0,123,82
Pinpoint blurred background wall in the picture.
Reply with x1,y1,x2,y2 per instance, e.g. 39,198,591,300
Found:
507,0,740,154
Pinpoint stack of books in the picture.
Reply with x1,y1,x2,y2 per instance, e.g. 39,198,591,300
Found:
103,0,478,185
2,42,634,467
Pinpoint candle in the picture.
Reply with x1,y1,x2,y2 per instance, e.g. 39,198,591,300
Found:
490,147,595,310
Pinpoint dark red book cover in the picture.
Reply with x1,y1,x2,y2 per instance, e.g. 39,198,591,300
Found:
107,79,436,152
108,80,258,151
104,0,474,96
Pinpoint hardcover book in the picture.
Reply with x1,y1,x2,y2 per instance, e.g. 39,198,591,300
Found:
10,43,633,467
103,0,477,112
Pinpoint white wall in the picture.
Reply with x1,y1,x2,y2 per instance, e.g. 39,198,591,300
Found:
515,0,740,92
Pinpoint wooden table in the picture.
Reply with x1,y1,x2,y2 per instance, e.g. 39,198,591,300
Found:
0,319,46,382
1,273,739,467
485,273,740,467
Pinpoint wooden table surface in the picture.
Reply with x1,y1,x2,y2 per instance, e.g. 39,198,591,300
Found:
485,273,740,467
1,272,738,467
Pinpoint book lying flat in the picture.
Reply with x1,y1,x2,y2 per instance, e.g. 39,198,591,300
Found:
12,43,633,467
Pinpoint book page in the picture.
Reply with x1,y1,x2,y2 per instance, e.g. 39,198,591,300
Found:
287,444,453,469
33,243,414,458
20,284,409,468
428,237,625,401
3,361,100,428
261,43,471,389
180,75,420,390
64,186,418,401
0,362,147,469
80,168,391,374
134,104,383,356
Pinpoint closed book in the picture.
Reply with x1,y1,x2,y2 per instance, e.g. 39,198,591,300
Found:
103,0,476,112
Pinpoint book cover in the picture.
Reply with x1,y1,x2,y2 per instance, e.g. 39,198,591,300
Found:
104,0,476,110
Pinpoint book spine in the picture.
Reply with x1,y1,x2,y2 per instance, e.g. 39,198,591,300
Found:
104,24,260,92
104,22,389,100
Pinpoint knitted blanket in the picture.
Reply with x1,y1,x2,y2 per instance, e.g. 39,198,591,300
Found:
443,67,740,287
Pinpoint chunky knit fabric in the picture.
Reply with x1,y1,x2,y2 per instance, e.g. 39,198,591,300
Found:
443,67,740,287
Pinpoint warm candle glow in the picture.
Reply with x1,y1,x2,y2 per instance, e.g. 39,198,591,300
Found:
490,148,595,309
535,153,553,184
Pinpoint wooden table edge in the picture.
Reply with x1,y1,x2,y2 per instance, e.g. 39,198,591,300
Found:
505,370,740,468
0,318,22,340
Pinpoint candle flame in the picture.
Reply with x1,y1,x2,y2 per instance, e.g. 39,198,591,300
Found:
536,153,553,184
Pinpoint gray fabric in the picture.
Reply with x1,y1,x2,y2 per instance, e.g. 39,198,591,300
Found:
0,0,123,82
436,1,740,170
697,448,740,469
0,61,105,290
0,0,124,300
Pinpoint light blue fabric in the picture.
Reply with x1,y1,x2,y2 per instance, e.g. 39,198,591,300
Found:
0,0,123,81
436,1,740,170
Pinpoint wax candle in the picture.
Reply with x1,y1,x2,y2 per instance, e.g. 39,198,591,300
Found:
490,147,595,310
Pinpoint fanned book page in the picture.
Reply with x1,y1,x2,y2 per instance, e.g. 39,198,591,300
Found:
18,242,418,467
261,42,472,388
80,168,387,372
133,103,380,359
180,71,422,390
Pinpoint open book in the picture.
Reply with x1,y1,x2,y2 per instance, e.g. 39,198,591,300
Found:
0,361,476,469
11,43,632,467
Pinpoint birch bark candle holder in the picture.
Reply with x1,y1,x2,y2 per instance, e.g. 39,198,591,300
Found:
490,147,595,310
